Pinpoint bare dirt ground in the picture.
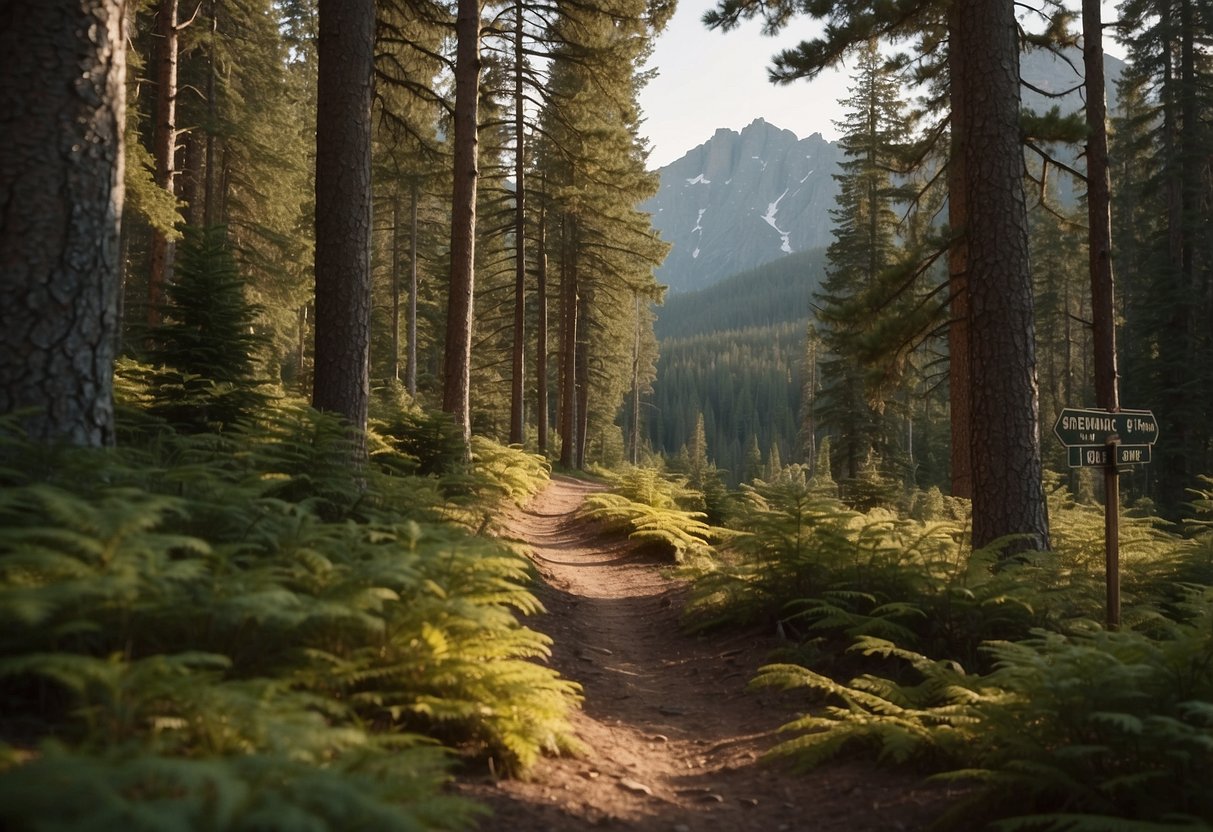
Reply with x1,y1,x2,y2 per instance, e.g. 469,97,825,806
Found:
456,475,958,831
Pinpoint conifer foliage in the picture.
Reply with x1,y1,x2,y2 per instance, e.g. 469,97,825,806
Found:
146,225,268,432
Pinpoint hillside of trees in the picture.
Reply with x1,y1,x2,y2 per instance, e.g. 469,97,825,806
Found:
647,249,825,483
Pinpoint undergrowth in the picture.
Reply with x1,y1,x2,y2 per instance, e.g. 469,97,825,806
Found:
577,465,717,561
681,466,1213,829
0,393,576,829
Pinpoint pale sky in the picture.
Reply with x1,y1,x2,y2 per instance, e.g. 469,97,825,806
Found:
637,1,1126,171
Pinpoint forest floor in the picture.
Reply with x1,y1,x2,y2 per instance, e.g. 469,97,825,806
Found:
455,475,961,832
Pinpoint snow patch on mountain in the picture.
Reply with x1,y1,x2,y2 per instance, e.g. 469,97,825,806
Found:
642,118,845,292
762,189,793,254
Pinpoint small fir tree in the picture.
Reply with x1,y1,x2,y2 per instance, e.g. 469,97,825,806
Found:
147,225,268,431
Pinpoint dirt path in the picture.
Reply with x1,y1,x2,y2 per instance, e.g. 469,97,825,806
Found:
457,475,953,831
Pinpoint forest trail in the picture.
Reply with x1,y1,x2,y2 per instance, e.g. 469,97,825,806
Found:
456,475,954,831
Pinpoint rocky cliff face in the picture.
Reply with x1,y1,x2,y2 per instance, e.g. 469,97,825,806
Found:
642,118,844,294
644,50,1122,296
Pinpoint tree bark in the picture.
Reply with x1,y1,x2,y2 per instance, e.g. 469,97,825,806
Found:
443,0,481,448
558,217,578,468
947,0,972,501
1083,0,1118,412
536,192,549,453
312,0,374,436
509,1,526,446
575,287,591,469
407,178,419,397
390,195,402,383
147,0,180,330
0,0,126,447
953,0,1049,552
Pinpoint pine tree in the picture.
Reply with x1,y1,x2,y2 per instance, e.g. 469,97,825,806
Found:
815,40,908,486
1112,0,1213,515
147,226,268,431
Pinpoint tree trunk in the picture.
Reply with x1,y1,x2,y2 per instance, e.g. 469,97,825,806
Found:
0,0,126,446
407,178,419,397
390,195,402,383
509,1,526,445
147,0,180,330
575,287,591,469
312,0,374,437
204,0,219,227
947,0,972,501
954,0,1049,552
180,128,204,226
536,193,549,453
443,0,481,448
1083,0,1119,412
630,291,641,465
558,217,578,468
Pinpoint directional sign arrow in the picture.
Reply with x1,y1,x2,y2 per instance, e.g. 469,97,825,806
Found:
1067,444,1152,468
1053,408,1158,447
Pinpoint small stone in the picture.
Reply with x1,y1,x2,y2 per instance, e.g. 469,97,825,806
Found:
648,734,669,743
618,778,654,796
739,797,759,808
581,770,601,780
698,793,725,804
658,704,688,716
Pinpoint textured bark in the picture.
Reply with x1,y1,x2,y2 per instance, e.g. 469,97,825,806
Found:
147,0,180,329
0,0,126,447
954,0,1049,552
536,196,549,453
443,0,481,447
558,218,578,469
575,287,591,469
947,1,972,501
509,1,526,446
407,179,419,397
1083,0,1119,412
312,0,374,434
390,196,402,383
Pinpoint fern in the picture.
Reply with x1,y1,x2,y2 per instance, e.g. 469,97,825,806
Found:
0,395,584,826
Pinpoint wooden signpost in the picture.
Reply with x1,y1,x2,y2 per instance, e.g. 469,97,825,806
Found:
1053,407,1158,628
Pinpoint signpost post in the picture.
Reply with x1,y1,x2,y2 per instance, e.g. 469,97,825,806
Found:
1053,407,1157,629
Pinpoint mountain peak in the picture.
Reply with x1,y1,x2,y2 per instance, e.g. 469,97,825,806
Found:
641,121,845,293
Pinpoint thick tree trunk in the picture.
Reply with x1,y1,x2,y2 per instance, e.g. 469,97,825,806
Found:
443,0,481,447
954,0,1049,552
1082,0,1119,412
0,0,126,447
147,0,180,330
509,1,526,446
312,0,374,436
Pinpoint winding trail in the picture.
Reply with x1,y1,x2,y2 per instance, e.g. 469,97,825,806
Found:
457,475,952,831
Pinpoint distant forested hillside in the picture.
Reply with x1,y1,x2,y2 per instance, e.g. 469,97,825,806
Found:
654,248,826,340
648,249,826,481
